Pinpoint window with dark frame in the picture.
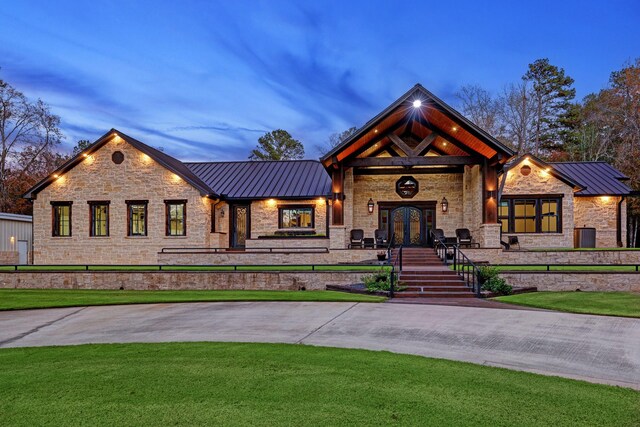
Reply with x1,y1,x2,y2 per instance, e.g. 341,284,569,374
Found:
499,196,561,234
278,206,314,229
165,200,186,236
89,201,109,237
52,202,72,237
126,201,148,236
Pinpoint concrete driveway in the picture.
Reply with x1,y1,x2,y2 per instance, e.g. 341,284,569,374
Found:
1,301,638,389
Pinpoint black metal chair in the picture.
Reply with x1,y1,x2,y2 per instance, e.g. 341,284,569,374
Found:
431,228,446,243
349,229,364,248
507,235,520,250
374,229,388,247
455,228,473,247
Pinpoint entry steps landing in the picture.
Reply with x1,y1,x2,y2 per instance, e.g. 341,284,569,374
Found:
391,248,474,298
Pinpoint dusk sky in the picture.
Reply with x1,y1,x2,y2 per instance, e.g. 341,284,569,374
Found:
1,1,639,161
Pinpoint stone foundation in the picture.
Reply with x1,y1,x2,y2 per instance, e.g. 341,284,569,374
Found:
0,271,369,291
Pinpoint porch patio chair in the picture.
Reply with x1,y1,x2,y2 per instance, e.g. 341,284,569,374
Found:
374,229,388,247
507,236,520,250
349,229,364,248
455,228,474,247
431,228,446,243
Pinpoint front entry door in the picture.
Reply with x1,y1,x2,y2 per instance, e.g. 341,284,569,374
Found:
392,207,423,246
231,205,249,248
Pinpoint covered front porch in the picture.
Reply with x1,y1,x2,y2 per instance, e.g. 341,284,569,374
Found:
322,84,514,250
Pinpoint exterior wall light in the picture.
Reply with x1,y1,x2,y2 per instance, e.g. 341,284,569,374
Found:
367,198,375,214
220,207,225,218
487,190,496,199
441,197,449,213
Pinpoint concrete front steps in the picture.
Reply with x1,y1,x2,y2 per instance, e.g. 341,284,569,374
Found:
391,248,475,298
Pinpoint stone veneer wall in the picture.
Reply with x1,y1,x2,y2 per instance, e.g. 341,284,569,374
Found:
351,171,464,242
32,136,213,264
250,199,328,238
574,197,626,247
500,272,640,292
502,161,574,248
0,271,368,291
0,251,19,264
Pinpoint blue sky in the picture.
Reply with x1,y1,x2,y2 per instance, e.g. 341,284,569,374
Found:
1,1,639,160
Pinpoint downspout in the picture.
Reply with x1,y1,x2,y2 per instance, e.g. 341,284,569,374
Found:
617,196,625,247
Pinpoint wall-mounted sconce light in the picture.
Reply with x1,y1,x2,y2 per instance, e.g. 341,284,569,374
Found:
220,207,225,218
333,192,344,201
441,197,448,213
487,190,496,199
367,198,374,214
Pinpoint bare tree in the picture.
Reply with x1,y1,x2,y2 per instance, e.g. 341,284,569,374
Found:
498,82,536,155
0,77,64,212
455,85,503,136
316,126,357,156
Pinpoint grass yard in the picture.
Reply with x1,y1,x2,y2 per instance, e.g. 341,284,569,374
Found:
0,264,391,272
0,289,385,311
495,291,640,318
493,265,640,272
0,343,637,426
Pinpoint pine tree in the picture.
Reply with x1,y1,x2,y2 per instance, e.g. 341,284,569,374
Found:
249,129,304,161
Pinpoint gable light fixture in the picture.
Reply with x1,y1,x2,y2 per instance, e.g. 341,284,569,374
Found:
441,197,449,213
412,99,422,108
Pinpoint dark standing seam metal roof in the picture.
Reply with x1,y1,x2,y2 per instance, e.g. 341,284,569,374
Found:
185,160,332,199
550,162,633,196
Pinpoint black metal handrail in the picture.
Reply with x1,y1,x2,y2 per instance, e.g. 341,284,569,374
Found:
452,245,482,297
384,233,400,298
160,247,330,254
431,231,481,297
0,263,395,272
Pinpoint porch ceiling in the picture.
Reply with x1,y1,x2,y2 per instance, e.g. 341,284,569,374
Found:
321,84,514,169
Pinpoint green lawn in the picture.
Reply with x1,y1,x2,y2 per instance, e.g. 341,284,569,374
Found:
0,264,391,272
495,291,640,318
0,289,385,311
494,265,639,272
0,343,636,426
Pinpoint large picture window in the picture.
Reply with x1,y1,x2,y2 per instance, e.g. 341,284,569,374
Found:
126,200,148,236
499,196,562,234
89,201,109,237
165,200,186,236
52,202,72,237
279,206,314,229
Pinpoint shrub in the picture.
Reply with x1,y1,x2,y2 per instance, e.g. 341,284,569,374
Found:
362,270,400,292
478,266,512,295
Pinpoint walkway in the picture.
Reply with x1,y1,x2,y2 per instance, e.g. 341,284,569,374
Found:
0,302,638,389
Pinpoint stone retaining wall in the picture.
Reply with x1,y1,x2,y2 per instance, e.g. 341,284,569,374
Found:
463,248,640,265
500,272,640,292
0,271,369,291
157,249,382,265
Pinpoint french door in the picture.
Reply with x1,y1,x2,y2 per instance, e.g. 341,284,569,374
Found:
231,205,249,248
379,203,436,247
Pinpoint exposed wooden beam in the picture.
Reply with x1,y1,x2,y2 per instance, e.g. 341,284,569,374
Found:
413,132,437,156
412,116,488,158
353,166,464,176
345,118,408,161
388,134,415,157
346,156,481,168
384,147,402,157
